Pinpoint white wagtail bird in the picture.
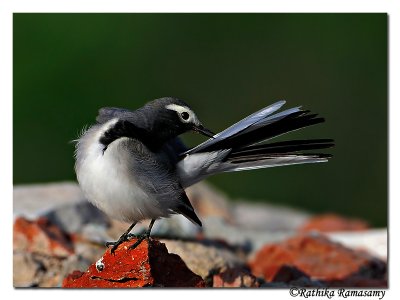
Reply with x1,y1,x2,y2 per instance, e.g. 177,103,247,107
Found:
74,97,333,253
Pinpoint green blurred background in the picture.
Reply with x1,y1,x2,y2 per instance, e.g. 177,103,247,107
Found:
13,14,387,226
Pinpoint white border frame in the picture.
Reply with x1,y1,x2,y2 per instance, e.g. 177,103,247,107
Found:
2,1,398,299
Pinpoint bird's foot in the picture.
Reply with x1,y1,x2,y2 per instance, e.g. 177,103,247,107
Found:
105,233,136,254
128,233,150,250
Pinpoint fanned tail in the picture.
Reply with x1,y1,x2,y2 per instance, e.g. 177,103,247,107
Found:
177,100,334,188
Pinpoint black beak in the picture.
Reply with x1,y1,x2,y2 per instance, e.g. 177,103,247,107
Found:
192,124,215,139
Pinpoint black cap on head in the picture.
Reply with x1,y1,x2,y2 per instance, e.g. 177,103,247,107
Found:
143,97,215,141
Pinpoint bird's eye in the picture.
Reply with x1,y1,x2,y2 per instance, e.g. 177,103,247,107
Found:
181,112,190,121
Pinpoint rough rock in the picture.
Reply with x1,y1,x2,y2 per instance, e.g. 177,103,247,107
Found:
327,276,388,287
80,223,114,245
270,265,325,287
212,267,260,287
13,216,85,287
13,217,74,257
13,251,43,287
161,239,246,279
13,249,98,287
299,214,369,233
13,182,85,220
186,182,233,221
63,238,205,288
13,182,111,242
233,202,311,231
142,215,201,239
249,233,387,287
13,250,79,287
45,201,110,234
13,181,388,289
327,229,387,260
202,216,292,253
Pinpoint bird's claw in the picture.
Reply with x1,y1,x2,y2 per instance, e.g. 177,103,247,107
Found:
128,234,150,250
105,233,137,254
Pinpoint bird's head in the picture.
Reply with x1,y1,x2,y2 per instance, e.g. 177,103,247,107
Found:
143,97,215,140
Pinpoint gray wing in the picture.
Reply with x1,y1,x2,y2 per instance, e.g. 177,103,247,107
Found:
124,138,201,226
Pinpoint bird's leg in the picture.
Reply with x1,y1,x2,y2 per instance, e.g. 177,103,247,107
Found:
129,219,156,250
106,221,137,254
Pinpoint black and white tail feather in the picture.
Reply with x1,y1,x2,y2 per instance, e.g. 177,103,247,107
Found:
177,100,333,188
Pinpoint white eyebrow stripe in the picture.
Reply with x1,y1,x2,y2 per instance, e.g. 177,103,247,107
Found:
165,104,200,125
165,104,190,113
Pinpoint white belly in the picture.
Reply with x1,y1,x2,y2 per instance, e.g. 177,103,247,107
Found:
76,137,170,223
